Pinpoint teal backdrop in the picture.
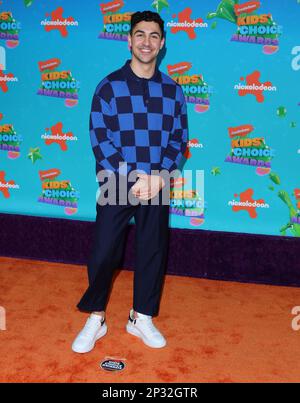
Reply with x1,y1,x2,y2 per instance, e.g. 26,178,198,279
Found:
0,0,300,237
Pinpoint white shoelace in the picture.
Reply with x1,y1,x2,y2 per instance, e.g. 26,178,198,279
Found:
81,316,103,336
137,317,159,335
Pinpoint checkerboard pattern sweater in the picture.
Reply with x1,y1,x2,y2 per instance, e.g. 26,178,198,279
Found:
90,60,188,176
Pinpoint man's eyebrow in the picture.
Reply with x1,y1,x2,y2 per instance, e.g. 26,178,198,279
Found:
133,29,161,36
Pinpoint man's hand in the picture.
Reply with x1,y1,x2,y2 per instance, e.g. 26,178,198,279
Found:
131,174,165,200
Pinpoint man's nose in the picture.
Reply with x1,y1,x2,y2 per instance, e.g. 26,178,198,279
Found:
143,36,150,46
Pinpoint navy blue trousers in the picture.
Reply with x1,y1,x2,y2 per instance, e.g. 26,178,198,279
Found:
77,198,170,316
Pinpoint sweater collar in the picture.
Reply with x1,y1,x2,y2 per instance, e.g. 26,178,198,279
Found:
122,59,162,83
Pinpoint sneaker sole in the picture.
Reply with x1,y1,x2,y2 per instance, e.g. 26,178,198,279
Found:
72,325,108,354
126,322,166,349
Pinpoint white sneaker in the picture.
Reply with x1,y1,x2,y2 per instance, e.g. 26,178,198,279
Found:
126,309,167,348
72,313,107,354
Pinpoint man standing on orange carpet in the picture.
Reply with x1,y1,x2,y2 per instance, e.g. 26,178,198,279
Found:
72,10,188,353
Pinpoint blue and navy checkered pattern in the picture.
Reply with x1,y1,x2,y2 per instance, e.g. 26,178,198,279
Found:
90,60,188,176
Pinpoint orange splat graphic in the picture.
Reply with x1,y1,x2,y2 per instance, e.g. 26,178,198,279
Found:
184,148,192,160
45,122,73,151
232,188,264,219
44,7,75,37
0,171,15,198
238,71,272,103
184,138,199,159
0,69,14,93
171,8,203,40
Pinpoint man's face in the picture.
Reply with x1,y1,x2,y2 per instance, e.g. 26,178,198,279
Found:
128,20,165,65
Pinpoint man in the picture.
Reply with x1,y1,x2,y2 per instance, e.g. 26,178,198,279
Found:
72,10,188,353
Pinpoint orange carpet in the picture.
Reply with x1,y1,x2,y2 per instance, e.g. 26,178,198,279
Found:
1,256,300,383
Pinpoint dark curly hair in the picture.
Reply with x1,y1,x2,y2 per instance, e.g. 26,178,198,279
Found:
130,10,165,38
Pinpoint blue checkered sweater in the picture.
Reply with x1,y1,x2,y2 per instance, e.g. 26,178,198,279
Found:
90,60,188,176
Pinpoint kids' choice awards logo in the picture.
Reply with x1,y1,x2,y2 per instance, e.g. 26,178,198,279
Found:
207,0,281,54
228,188,269,219
99,0,133,41
42,122,78,151
38,169,79,216
225,124,274,175
0,11,21,48
41,6,79,37
167,7,208,40
168,62,212,113
0,170,20,199
234,70,276,103
100,358,126,372
37,58,80,107
0,113,22,159
170,172,205,227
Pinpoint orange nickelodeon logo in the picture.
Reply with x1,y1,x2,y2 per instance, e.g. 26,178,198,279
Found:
42,7,77,38
39,168,61,181
228,124,254,139
234,1,261,16
0,170,16,198
38,58,61,72
100,0,124,14
167,62,192,76
167,7,208,40
43,122,76,151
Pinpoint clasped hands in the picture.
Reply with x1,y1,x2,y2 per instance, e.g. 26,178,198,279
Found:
131,174,165,201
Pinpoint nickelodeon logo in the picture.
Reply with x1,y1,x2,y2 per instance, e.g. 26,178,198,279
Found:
0,171,19,198
42,122,78,151
41,6,79,38
234,70,276,103
229,188,269,219
167,7,208,40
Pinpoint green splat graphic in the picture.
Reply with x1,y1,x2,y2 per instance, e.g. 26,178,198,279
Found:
278,191,300,237
28,147,42,163
211,167,221,176
211,22,218,29
152,0,169,13
276,106,287,118
268,186,274,191
269,172,281,185
290,121,297,128
24,0,33,6
207,0,238,24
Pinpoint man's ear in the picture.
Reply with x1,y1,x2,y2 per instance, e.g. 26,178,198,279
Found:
160,37,165,50
128,34,132,49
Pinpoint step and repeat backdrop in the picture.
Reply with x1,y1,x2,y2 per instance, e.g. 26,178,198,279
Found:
0,0,299,237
